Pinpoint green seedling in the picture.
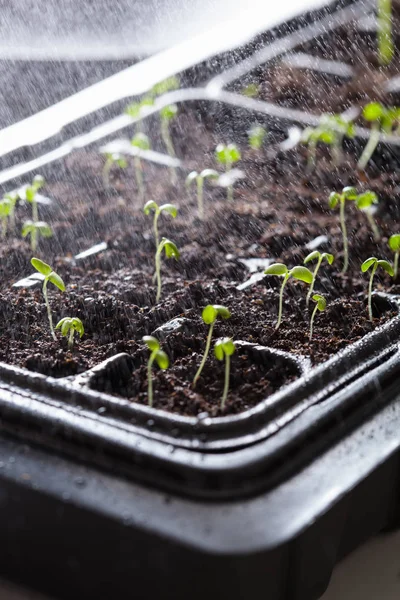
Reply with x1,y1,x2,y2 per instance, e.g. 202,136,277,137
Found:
131,133,151,200
154,238,179,303
214,337,236,410
102,152,127,188
388,233,400,279
358,102,400,169
31,258,65,340
193,305,231,388
242,83,259,97
215,143,241,201
185,169,219,219
142,335,169,408
328,186,358,273
264,263,313,329
0,198,11,239
19,175,47,251
125,97,154,132
143,200,178,250
151,76,180,97
248,124,267,150
301,113,355,170
355,190,381,241
22,221,52,249
377,0,394,66
309,294,327,341
304,251,334,306
56,317,84,350
361,256,394,321
3,192,18,232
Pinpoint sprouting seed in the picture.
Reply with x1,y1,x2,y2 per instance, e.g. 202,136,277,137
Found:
56,317,84,350
358,102,400,169
131,133,151,200
214,337,236,410
102,152,127,188
264,263,313,329
301,113,355,170
19,175,48,252
361,257,394,321
31,258,66,340
328,186,358,274
185,169,219,219
377,0,394,66
3,192,18,232
309,294,326,341
247,124,267,150
0,198,11,239
143,200,178,250
388,233,400,279
304,251,334,306
154,238,180,303
142,335,169,408
355,190,381,241
193,305,231,388
215,143,241,201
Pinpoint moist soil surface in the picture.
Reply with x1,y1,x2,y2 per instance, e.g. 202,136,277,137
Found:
1,15,400,417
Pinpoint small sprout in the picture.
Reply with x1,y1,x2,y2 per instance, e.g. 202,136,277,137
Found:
31,258,65,340
3,192,18,232
154,238,179,303
361,257,394,321
102,152,127,188
22,221,53,250
301,113,355,170
125,96,154,132
388,233,400,279
328,186,358,273
264,263,313,329
304,251,334,306
242,83,259,97
215,143,241,201
309,294,326,341
143,200,178,250
131,133,151,200
150,76,180,97
0,198,11,239
185,169,219,219
19,175,46,251
142,335,169,408
355,190,381,241
193,305,231,387
358,102,400,169
247,124,267,150
56,317,84,350
214,337,236,410
377,0,394,66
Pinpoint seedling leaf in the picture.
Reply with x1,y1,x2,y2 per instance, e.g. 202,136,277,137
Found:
264,263,288,276
143,335,160,352
290,266,313,284
31,257,52,277
361,257,377,272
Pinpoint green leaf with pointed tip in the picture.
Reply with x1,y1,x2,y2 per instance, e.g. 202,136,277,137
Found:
31,257,53,277
312,294,327,311
161,239,180,260
361,257,377,272
389,234,400,251
143,200,158,215
131,133,151,151
322,253,334,265
202,305,218,324
356,191,378,210
304,251,320,264
200,169,219,180
48,271,65,292
264,263,288,276
377,260,394,276
328,192,340,209
159,204,178,218
363,102,384,122
342,186,358,200
290,266,313,284
186,171,199,187
155,350,169,370
143,335,160,352
160,104,178,121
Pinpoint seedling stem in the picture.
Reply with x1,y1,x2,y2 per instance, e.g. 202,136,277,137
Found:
193,305,231,387
361,257,394,321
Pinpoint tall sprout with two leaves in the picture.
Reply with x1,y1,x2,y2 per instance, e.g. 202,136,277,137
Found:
304,251,334,306
186,169,219,219
354,190,381,241
358,103,400,170
215,143,241,202
102,152,127,188
377,0,394,66
193,305,231,387
56,317,84,350
19,175,52,251
264,264,313,329
328,186,358,273
154,238,180,303
361,257,394,321
301,114,355,171
144,200,178,250
309,294,327,341
131,133,151,200
214,337,236,410
31,258,65,340
388,234,400,279
142,336,169,408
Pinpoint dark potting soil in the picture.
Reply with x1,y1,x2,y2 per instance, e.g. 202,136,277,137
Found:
1,20,400,416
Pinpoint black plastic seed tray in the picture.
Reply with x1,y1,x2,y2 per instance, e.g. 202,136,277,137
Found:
0,0,400,599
